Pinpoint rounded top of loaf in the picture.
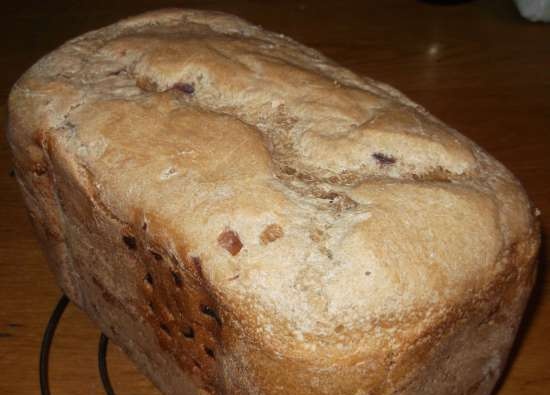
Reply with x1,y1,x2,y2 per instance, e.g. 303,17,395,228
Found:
9,9,538,360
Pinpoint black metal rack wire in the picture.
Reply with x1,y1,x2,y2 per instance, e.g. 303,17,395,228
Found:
39,294,116,395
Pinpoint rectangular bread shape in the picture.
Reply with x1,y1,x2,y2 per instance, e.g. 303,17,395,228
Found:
7,8,540,395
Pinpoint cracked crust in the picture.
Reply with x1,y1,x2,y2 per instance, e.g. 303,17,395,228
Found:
7,8,540,395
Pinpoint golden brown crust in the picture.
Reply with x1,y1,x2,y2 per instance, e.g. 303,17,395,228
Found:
7,8,540,395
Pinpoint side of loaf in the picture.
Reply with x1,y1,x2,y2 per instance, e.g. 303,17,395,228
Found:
7,9,539,395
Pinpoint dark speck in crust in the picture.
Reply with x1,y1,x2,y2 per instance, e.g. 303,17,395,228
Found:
174,83,195,94
372,152,396,166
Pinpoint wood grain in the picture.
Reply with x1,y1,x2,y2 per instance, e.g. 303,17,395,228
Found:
1,1,548,394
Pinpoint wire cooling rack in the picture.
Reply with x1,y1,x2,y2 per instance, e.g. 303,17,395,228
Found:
40,295,115,395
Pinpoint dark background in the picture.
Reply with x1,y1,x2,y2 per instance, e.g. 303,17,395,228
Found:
1,1,548,394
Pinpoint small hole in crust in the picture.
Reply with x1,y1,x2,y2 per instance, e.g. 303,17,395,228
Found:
204,346,215,359
122,235,137,250
160,323,171,336
143,273,154,293
107,68,126,77
171,270,183,288
149,250,163,261
281,166,297,175
181,325,195,339
192,358,202,369
147,302,155,314
334,324,345,333
200,304,222,326
32,163,48,176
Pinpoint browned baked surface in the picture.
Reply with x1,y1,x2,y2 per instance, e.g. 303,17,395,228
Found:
7,9,540,395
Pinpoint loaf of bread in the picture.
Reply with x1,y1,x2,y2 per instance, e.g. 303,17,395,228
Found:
7,9,540,395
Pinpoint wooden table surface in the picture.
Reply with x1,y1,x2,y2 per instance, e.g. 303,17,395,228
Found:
0,1,548,394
